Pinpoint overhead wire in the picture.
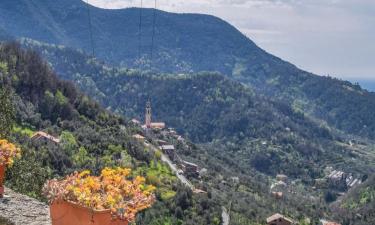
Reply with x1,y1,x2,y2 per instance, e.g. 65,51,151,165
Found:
150,0,157,70
86,0,95,57
138,0,143,66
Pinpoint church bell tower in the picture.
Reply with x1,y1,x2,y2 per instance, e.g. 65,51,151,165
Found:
145,100,152,129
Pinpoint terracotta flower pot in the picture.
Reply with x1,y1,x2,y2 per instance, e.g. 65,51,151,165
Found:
0,164,5,197
50,200,129,225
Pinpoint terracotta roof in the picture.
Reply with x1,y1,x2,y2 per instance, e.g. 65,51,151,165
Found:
151,122,166,128
193,189,207,194
31,131,60,143
132,134,145,140
267,213,294,224
322,221,341,225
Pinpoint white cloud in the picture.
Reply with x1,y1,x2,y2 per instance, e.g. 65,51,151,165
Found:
89,0,375,79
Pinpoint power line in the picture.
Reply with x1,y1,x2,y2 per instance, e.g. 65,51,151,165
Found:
138,0,143,65
150,0,157,70
86,0,95,57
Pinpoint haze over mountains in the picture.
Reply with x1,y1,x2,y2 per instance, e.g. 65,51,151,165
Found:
353,79,375,92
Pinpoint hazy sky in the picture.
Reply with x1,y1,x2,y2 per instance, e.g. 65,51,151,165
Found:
90,0,375,80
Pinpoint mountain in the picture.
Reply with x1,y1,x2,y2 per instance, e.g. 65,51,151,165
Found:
2,0,375,141
19,40,375,225
0,42,222,225
20,40,375,178
0,1,375,224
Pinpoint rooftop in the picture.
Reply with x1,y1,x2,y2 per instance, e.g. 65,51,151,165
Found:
182,160,198,167
161,145,175,150
31,131,60,143
266,213,294,224
132,134,145,140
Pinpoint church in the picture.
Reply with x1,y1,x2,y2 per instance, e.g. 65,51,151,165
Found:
142,100,166,130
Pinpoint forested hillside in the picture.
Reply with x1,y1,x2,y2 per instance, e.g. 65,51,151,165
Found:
0,42,221,225
1,0,373,140
19,40,375,180
0,1,374,223
335,175,375,225
2,38,371,224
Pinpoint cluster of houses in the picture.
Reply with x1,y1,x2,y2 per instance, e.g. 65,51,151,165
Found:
266,213,342,225
327,169,361,189
132,136,200,177
158,138,199,177
131,101,200,178
314,167,362,191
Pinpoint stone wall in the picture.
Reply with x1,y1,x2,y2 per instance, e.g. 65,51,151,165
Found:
0,188,51,225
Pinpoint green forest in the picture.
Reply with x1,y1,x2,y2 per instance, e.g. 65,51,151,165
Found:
0,0,374,224
0,43,221,225
8,40,375,224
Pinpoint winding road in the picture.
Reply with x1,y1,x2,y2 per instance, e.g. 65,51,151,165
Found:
147,142,194,189
146,142,229,225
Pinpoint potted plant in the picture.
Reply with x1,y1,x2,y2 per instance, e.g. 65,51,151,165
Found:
0,139,21,197
43,167,156,225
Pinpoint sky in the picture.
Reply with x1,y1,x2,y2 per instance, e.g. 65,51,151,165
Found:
90,0,375,80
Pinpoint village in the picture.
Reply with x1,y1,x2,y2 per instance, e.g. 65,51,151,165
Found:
267,168,363,225
23,101,362,225
131,101,201,179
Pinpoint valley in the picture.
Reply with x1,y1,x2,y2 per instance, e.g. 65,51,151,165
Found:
0,0,374,225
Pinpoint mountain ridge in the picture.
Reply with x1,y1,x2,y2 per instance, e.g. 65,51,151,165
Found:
2,0,375,140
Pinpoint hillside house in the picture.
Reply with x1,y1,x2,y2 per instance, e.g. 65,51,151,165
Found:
31,131,60,145
132,134,145,141
161,145,176,161
328,170,347,189
345,174,361,188
267,213,294,225
157,139,169,146
320,219,341,225
150,122,166,130
181,160,199,177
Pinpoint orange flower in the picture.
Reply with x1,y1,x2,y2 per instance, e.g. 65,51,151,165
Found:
0,139,21,167
43,167,155,222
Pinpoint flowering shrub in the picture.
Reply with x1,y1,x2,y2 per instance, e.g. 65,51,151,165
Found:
0,139,21,167
43,168,156,222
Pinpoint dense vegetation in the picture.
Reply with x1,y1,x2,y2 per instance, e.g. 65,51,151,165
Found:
21,40,375,178
17,40,375,224
0,42,221,225
2,0,375,140
335,175,375,225
1,1,375,223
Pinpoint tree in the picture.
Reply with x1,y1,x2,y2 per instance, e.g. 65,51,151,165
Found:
0,88,15,138
72,146,92,169
60,131,78,156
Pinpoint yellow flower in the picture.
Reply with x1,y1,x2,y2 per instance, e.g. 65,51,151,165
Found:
0,139,21,167
43,167,155,222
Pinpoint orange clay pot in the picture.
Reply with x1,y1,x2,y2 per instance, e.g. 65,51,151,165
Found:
50,200,129,225
0,164,5,197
